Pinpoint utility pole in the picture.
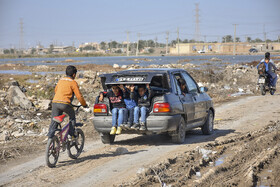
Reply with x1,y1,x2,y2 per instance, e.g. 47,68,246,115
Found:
177,27,180,55
263,24,267,44
233,24,238,55
194,3,200,42
155,36,158,48
278,35,280,43
72,41,75,52
19,18,24,51
136,33,140,56
126,31,130,56
165,31,169,55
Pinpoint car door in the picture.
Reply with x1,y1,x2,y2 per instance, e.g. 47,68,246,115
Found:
181,71,207,123
172,72,195,124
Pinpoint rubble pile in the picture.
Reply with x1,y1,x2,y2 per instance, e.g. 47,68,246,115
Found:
0,70,104,146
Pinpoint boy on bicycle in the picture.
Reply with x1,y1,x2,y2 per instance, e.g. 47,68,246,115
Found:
47,65,88,138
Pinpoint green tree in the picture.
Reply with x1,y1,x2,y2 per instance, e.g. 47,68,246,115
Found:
147,40,155,47
222,35,233,43
109,41,118,48
3,49,10,54
236,37,241,42
31,48,36,54
83,45,96,50
182,39,189,43
10,48,15,54
138,40,145,50
246,37,252,43
100,41,106,50
253,38,263,43
189,39,196,43
171,40,177,46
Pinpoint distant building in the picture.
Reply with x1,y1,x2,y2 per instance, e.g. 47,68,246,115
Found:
0,49,4,55
169,42,280,54
52,46,75,53
79,42,100,51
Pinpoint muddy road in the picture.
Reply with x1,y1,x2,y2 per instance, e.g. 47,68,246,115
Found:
1,94,280,187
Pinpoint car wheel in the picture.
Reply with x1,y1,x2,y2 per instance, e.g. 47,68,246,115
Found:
201,110,214,135
172,117,186,144
100,133,115,144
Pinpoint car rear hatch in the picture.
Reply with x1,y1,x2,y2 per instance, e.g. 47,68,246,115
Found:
99,70,170,90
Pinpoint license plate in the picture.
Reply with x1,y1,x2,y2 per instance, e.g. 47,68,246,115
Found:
116,77,145,82
258,78,265,84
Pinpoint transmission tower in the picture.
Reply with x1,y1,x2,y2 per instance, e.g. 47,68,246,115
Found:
194,3,200,42
19,18,24,50
126,31,130,56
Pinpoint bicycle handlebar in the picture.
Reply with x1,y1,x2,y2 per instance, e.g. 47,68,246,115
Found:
71,104,82,108
71,104,83,113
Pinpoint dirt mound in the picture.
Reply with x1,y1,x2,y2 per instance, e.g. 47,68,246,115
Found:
121,121,280,187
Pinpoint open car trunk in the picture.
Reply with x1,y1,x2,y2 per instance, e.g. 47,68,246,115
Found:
98,70,170,113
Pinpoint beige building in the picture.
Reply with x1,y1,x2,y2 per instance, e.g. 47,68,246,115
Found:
79,42,100,50
52,46,74,53
170,42,280,55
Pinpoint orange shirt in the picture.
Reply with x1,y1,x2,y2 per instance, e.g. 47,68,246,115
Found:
53,77,86,106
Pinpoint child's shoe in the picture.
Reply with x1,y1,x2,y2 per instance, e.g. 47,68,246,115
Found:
139,122,146,131
131,123,140,130
120,123,126,128
124,123,131,129
110,127,117,135
116,127,122,135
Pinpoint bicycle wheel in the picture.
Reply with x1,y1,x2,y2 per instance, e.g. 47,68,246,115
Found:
67,128,85,159
45,136,60,168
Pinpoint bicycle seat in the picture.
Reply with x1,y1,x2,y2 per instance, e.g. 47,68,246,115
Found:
53,114,66,123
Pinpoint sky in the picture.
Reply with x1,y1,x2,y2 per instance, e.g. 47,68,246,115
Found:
0,0,280,49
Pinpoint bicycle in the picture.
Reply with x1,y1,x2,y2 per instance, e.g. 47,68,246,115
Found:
45,105,85,168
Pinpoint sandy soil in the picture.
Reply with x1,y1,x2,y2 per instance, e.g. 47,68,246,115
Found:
0,92,280,187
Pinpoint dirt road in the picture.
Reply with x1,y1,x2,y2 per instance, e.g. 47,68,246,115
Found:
1,94,280,187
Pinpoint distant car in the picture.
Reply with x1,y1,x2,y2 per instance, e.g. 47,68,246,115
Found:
93,68,214,144
197,50,205,54
249,48,258,53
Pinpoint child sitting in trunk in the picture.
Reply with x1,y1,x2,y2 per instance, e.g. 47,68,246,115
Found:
99,85,128,135
121,84,137,129
131,84,154,131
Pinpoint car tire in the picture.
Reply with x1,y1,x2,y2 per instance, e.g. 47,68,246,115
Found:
172,117,186,144
100,133,115,144
201,110,214,135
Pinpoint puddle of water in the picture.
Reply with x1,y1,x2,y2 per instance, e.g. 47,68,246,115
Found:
26,79,39,84
0,70,32,75
215,155,228,166
0,70,64,75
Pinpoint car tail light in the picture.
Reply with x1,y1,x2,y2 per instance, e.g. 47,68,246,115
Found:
94,104,107,114
153,103,171,113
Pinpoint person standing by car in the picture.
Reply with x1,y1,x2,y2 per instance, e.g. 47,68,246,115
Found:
257,52,279,89
99,85,127,135
47,65,88,139
131,84,154,131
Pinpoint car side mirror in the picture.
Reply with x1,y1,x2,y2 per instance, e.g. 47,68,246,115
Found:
200,87,208,92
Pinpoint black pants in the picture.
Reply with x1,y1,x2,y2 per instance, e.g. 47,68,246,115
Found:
47,103,76,138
